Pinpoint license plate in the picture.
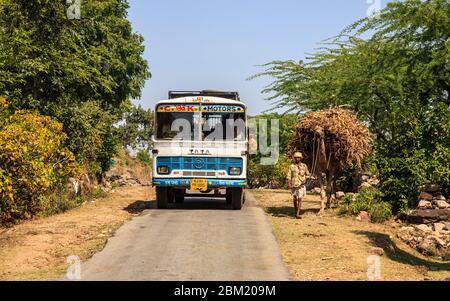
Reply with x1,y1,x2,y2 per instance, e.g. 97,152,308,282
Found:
191,179,208,191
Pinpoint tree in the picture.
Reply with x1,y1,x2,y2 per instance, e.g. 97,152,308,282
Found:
117,105,154,151
252,0,450,211
0,0,151,172
248,113,297,188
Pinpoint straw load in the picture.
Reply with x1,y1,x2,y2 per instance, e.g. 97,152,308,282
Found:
288,108,373,170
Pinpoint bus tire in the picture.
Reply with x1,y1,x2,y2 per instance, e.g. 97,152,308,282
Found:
226,189,232,205
156,187,169,209
174,189,185,204
231,188,244,210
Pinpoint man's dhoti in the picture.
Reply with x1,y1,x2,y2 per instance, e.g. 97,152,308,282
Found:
291,186,307,199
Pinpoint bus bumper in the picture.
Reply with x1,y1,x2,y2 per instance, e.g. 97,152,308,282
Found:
152,178,247,188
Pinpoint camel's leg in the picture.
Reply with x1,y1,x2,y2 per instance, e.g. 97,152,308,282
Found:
325,172,333,209
318,174,326,215
333,177,338,207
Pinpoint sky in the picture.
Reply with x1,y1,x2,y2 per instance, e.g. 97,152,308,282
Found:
127,0,387,115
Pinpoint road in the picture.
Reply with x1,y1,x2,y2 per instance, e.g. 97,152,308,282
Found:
76,192,291,281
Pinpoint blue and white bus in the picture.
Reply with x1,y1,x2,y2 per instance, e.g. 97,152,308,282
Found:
151,91,248,210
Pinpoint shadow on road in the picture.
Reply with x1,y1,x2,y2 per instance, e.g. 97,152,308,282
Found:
353,230,450,272
124,198,234,213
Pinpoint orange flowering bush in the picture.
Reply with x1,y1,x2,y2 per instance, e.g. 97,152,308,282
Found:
0,99,78,224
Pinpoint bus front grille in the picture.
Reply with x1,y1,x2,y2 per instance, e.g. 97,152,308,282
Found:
183,171,216,177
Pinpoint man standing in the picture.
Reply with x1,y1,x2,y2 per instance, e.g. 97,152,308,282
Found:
287,152,310,219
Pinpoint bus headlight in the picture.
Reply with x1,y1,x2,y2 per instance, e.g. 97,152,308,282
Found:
229,167,242,175
157,166,170,175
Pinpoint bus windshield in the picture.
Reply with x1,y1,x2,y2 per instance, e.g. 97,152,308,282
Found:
156,104,246,141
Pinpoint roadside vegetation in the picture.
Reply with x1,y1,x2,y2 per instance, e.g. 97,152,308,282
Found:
248,113,297,189
251,0,450,215
339,187,393,223
0,1,152,225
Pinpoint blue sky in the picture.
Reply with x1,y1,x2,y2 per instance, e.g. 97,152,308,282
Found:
128,0,387,115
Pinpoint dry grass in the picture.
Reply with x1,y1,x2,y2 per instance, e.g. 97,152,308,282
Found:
0,186,154,280
289,108,372,168
252,189,450,281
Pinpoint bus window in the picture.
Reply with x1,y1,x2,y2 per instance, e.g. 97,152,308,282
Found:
202,112,246,141
155,104,246,141
156,112,198,140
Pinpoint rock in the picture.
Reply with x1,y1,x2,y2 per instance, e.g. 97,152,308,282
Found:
406,209,450,224
415,224,432,233
419,192,434,201
360,182,372,189
108,174,121,182
370,179,380,186
435,200,450,209
418,237,438,256
369,247,385,256
435,195,447,201
444,223,450,231
433,223,446,233
118,179,127,187
418,200,432,209
427,235,446,248
422,184,441,193
357,211,370,222
336,191,345,200
399,226,415,232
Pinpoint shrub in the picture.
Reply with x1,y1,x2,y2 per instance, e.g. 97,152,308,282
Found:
339,187,392,223
249,155,291,189
136,149,152,166
378,103,450,212
60,101,119,176
0,101,78,224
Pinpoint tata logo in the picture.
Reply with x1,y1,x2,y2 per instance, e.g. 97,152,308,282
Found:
189,149,212,156
194,158,205,169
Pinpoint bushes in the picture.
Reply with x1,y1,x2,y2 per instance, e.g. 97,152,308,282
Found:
136,149,152,166
339,187,392,223
0,101,78,224
249,155,291,189
377,103,450,213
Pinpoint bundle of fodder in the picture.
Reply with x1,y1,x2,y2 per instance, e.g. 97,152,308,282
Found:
288,108,373,169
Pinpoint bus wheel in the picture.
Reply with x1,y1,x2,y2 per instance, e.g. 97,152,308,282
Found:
174,189,185,204
231,188,244,210
156,187,169,209
226,189,232,205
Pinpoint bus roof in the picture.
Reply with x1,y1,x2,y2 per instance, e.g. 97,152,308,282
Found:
169,90,240,101
156,96,246,107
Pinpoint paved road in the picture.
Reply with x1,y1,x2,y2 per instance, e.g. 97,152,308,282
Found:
77,192,291,281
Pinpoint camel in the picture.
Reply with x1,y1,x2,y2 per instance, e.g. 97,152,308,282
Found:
305,127,341,214
290,108,373,215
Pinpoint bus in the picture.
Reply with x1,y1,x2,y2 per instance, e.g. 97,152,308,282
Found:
151,91,249,210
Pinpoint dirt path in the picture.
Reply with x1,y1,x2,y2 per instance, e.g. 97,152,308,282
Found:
76,192,290,281
252,190,450,281
0,186,154,280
